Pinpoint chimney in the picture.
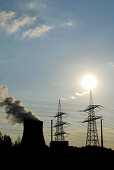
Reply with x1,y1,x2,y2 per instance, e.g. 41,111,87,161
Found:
21,119,45,151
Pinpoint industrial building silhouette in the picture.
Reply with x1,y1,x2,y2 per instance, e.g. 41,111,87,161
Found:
21,119,46,152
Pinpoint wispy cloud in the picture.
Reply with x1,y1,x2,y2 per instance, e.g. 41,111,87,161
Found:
62,20,73,27
26,2,38,10
0,11,15,28
76,92,88,97
22,25,53,39
57,92,88,101
6,16,37,33
107,62,114,68
0,11,37,33
21,1,47,10
69,96,76,100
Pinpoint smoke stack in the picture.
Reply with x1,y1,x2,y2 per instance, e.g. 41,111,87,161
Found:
21,119,45,151
0,86,46,151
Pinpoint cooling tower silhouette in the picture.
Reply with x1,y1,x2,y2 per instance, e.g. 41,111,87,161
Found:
21,119,46,151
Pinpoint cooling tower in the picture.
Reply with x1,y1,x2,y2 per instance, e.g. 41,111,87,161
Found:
21,119,46,151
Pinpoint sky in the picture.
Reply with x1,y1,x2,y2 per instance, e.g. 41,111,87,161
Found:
0,0,114,149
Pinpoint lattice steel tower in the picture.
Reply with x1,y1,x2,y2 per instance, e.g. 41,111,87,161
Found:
54,99,68,141
82,90,102,146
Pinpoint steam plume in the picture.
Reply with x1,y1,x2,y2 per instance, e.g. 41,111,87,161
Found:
0,86,40,124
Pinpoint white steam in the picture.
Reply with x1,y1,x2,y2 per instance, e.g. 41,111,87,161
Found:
0,86,40,124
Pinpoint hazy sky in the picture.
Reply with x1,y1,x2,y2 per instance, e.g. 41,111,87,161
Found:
0,0,114,149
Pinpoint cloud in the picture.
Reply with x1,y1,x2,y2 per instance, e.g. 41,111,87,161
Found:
0,11,15,27
0,85,8,96
0,11,53,39
62,21,73,27
107,62,114,68
6,16,37,33
21,1,47,10
22,24,53,39
26,2,38,9
0,11,37,33
69,96,76,100
76,92,88,97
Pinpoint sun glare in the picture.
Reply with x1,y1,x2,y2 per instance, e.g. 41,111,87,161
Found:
81,74,97,90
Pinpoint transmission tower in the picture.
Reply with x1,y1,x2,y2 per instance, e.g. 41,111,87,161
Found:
101,117,103,148
54,99,68,141
82,90,102,146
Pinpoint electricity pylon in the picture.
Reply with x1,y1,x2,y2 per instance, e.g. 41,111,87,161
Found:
101,117,103,148
82,90,102,146
54,99,68,141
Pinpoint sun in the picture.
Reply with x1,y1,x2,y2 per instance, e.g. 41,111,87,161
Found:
81,74,97,90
